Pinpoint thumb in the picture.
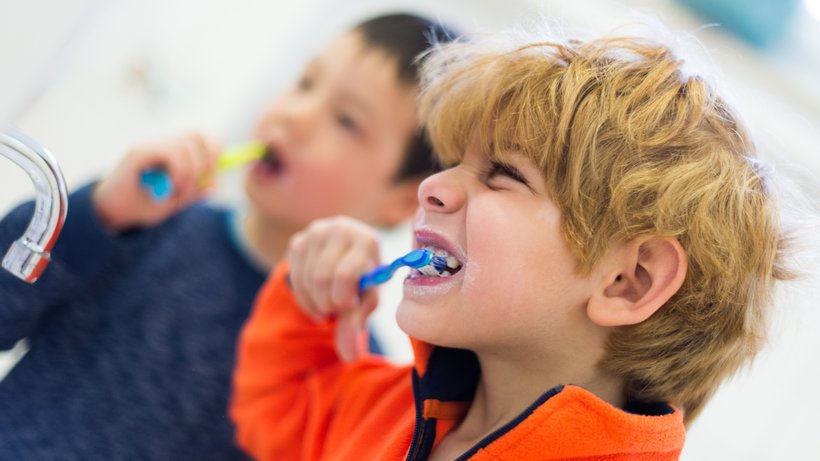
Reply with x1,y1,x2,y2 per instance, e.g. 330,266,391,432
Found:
334,309,368,363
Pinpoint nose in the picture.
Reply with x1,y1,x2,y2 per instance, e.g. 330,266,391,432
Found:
280,92,320,142
418,168,465,214
257,91,318,143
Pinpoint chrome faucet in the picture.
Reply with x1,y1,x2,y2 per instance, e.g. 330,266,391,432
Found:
1,129,68,283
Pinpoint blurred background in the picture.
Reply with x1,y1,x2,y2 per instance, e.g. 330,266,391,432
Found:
1,0,818,459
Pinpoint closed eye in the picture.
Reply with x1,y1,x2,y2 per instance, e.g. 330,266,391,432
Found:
297,74,314,91
336,113,358,133
483,160,530,189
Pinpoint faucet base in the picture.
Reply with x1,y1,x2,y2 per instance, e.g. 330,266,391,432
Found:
2,234,52,283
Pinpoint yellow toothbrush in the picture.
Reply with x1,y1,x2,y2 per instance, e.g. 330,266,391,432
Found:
140,141,267,202
216,141,267,171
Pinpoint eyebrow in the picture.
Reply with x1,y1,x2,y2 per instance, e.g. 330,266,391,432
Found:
304,57,322,75
308,55,375,118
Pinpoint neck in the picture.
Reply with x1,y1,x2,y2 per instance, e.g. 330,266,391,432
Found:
241,208,297,269
457,347,623,442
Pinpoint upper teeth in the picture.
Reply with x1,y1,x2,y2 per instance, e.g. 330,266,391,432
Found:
446,256,459,269
419,246,462,277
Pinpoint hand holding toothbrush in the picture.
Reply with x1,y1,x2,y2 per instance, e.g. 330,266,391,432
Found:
287,216,383,363
93,133,221,232
287,216,450,362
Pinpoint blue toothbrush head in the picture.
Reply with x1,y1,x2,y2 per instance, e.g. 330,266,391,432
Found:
414,249,456,277
357,248,460,292
139,169,174,202
401,249,449,274
400,249,432,268
430,255,448,273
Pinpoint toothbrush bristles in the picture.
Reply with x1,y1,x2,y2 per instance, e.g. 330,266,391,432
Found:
429,255,448,274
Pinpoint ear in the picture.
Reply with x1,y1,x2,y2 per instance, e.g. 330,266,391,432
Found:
587,237,687,327
374,179,422,227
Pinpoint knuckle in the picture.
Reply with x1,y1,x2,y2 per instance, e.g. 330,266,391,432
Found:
333,267,355,286
313,269,333,288
306,220,325,234
313,301,334,316
288,232,306,250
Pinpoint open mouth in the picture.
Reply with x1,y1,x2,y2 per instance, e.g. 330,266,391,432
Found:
259,146,285,174
416,246,463,277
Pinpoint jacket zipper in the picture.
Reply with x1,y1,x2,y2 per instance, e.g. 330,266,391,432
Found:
406,371,434,461
405,418,426,461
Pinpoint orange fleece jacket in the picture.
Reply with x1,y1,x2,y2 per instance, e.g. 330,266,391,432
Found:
231,263,686,460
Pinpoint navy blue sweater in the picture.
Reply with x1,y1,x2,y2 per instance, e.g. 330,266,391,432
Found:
0,184,266,460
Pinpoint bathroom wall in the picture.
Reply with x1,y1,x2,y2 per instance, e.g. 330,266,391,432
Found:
1,0,818,459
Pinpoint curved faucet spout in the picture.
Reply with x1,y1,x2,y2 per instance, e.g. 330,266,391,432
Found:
1,129,68,283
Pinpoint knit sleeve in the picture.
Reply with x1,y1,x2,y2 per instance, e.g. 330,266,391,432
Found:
0,182,151,348
230,262,412,460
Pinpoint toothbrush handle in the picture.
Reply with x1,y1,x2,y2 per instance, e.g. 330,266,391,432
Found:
139,168,174,202
358,249,432,292
358,266,392,292
284,267,386,296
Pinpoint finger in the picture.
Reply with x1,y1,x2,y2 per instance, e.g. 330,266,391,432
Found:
331,235,380,308
196,134,222,189
358,286,380,320
335,310,368,363
329,250,365,310
162,142,194,203
287,233,321,321
188,133,220,190
194,133,221,171
184,134,209,192
175,136,206,202
291,277,321,322
306,234,351,317
129,141,168,172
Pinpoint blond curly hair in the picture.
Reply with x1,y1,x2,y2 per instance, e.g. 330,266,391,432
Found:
418,33,794,423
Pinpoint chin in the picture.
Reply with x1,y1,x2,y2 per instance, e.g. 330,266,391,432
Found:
396,302,428,340
243,177,267,207
396,301,458,348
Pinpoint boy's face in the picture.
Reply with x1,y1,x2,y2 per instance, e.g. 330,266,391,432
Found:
245,31,418,230
397,142,599,355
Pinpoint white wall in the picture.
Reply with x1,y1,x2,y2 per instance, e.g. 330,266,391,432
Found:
1,0,818,459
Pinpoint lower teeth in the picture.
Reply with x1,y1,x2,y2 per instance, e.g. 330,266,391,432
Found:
418,265,443,277
417,263,461,277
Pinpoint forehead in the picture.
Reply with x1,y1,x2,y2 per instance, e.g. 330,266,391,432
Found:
316,31,418,130
316,32,411,96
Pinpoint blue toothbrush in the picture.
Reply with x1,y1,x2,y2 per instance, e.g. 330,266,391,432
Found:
358,249,449,291
139,169,174,202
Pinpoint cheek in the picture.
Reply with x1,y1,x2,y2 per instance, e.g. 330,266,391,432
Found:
289,155,388,217
291,165,357,211
460,201,574,323
461,208,536,314
464,199,544,273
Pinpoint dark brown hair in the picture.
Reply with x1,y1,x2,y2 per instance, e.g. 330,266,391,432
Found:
354,13,459,181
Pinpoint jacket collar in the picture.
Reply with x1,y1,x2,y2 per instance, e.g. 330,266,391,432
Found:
405,339,685,460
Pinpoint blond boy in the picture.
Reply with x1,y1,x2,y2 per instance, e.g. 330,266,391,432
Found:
232,31,791,460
